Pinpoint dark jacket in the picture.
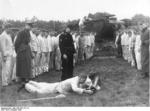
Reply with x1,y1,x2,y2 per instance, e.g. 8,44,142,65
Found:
15,29,32,79
59,32,75,55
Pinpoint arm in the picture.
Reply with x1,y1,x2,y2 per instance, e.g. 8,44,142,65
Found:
0,36,7,57
71,78,84,94
115,37,118,47
59,34,66,55
14,32,21,53
143,39,149,45
93,75,100,87
70,34,76,54
71,77,93,95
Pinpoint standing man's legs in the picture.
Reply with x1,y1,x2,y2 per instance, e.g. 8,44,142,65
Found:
67,54,74,79
2,56,12,86
48,52,52,71
61,55,68,81
141,47,149,77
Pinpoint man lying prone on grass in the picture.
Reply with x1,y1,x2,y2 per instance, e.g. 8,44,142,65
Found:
25,72,101,96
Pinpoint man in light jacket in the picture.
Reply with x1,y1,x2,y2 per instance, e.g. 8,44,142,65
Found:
25,73,94,95
0,23,14,86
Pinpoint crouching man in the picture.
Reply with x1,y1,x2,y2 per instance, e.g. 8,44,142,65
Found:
81,71,101,93
25,73,95,95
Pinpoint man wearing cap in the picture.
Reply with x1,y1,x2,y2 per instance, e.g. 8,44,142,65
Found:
140,24,149,78
59,27,76,81
0,22,14,86
15,21,33,90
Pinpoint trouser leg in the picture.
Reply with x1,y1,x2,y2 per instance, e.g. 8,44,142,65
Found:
2,56,12,86
67,54,74,79
61,55,68,81
132,47,137,68
48,52,52,71
61,54,74,81
141,46,149,75
25,83,40,93
10,56,17,81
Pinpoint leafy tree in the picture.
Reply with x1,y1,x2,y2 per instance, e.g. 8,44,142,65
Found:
132,14,150,25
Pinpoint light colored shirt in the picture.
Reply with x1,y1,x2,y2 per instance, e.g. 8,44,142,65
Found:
56,76,84,94
47,35,52,52
44,37,49,52
90,34,95,45
0,31,13,57
51,36,57,51
84,35,91,47
41,36,47,53
52,36,59,50
30,31,38,52
129,32,136,49
37,34,43,53
121,33,127,45
135,34,141,51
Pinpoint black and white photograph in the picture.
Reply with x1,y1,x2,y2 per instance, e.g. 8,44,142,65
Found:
0,0,149,108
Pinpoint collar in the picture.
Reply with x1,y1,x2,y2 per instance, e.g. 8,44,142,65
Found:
1,31,7,36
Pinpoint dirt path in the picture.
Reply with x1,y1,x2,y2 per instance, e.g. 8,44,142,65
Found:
0,56,149,106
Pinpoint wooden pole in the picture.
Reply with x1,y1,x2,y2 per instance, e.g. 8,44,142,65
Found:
17,94,66,102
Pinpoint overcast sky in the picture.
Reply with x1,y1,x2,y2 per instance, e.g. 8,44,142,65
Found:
0,0,150,21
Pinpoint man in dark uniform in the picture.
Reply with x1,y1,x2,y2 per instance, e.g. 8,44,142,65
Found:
15,21,33,91
59,27,76,81
140,24,149,78
115,31,123,58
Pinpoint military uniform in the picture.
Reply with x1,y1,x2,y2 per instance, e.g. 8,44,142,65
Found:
59,32,75,81
90,33,95,57
78,34,86,62
0,31,14,86
40,35,47,73
29,31,38,78
55,35,61,70
121,32,127,60
37,34,43,75
129,31,136,67
134,34,142,70
44,36,49,72
141,28,149,76
115,33,122,57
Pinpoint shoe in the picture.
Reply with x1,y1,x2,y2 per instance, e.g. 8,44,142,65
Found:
95,85,101,91
141,72,149,79
17,84,25,92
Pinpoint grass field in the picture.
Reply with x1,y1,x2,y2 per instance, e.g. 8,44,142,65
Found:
0,52,149,106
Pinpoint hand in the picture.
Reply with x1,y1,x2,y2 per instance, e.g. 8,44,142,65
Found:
142,42,145,46
115,44,118,48
83,89,93,95
3,56,7,62
73,53,77,57
63,54,67,59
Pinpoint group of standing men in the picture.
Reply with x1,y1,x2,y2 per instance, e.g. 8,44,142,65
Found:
115,24,149,78
0,21,96,89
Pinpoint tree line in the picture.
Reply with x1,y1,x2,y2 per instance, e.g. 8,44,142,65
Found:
0,12,150,41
